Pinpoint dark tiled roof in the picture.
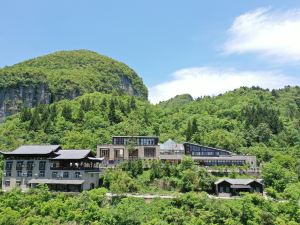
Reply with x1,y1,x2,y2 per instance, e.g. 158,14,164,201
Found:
215,178,263,185
2,145,61,155
52,150,91,160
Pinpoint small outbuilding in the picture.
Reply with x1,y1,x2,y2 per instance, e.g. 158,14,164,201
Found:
214,178,263,196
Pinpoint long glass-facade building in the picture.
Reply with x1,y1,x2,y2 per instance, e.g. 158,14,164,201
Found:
97,137,257,168
183,142,256,167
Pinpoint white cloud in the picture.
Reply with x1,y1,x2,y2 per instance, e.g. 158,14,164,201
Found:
149,67,298,104
224,8,300,62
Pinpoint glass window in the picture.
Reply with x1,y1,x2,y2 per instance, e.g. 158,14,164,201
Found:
100,149,109,158
39,161,46,170
5,162,12,170
27,161,34,170
39,171,45,177
115,149,124,158
16,161,23,170
27,171,32,177
144,148,156,157
63,172,69,178
5,171,12,177
52,172,58,178
17,171,22,177
75,172,81,178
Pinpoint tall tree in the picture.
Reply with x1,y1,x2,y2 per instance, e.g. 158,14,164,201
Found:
29,108,41,131
108,99,118,124
20,108,32,122
61,104,73,121
185,121,192,141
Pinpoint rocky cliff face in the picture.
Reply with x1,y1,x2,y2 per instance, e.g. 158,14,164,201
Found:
0,50,148,121
0,76,140,121
0,83,51,121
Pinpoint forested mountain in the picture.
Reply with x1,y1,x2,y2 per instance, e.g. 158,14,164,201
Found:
0,50,147,120
0,86,300,153
0,86,300,224
0,51,300,224
0,83,300,223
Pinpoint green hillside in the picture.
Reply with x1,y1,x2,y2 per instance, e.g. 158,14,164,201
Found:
0,50,148,119
0,86,299,223
157,94,193,111
12,50,148,99
0,86,299,157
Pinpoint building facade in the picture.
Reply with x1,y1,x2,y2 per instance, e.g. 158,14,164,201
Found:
215,179,263,196
183,143,257,168
97,137,257,168
97,136,160,164
159,139,185,163
1,145,102,192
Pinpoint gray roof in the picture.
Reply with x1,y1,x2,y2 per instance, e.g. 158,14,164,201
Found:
215,178,263,185
28,179,84,185
3,145,61,155
159,139,184,151
52,150,91,160
113,136,158,138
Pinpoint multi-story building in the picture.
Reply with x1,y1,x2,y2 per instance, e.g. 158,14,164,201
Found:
97,136,160,164
97,137,257,168
1,145,103,192
183,142,257,168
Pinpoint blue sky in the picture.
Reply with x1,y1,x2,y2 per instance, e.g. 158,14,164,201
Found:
1,1,300,103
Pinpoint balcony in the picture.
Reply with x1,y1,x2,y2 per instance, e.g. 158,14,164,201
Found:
50,166,100,172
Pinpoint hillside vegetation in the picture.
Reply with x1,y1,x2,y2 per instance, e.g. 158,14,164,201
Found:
0,86,300,224
0,186,299,225
0,86,299,191
0,50,147,119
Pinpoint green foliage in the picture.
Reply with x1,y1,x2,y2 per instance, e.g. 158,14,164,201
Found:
158,94,193,111
120,160,144,178
262,158,298,192
0,86,300,196
0,50,148,119
0,176,298,224
61,104,73,121
103,169,138,193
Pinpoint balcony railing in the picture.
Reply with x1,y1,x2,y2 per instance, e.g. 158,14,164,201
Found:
50,166,100,172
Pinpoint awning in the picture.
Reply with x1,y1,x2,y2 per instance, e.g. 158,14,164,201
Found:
28,179,84,185
88,157,104,162
230,184,251,189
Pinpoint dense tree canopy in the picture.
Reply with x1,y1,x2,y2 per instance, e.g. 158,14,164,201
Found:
0,86,300,223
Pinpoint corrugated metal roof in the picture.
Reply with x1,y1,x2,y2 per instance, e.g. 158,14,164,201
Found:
52,150,91,160
6,145,61,155
215,179,263,185
28,179,84,185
